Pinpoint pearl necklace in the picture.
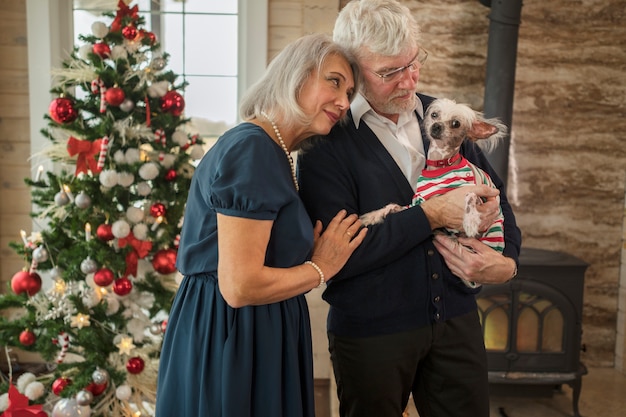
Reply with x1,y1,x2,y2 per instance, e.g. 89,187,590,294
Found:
261,111,299,191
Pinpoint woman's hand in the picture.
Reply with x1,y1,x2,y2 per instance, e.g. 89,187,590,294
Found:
310,209,367,281
216,211,366,308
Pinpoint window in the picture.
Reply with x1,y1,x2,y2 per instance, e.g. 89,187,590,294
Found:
27,0,267,152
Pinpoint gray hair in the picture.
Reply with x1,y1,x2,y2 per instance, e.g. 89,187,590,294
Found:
333,0,421,59
239,33,361,130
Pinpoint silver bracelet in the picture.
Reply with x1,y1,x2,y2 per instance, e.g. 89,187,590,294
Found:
305,261,325,288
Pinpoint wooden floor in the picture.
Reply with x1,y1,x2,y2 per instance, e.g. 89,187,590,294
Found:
317,366,626,417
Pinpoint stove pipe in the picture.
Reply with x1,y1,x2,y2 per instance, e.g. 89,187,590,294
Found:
479,0,523,189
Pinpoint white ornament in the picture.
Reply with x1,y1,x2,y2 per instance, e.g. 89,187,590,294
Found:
172,131,188,146
24,381,45,400
125,148,140,164
117,172,135,188
190,144,205,160
105,295,120,315
112,220,131,238
80,258,98,274
52,398,91,417
75,192,92,209
92,368,109,385
51,266,64,280
136,181,152,196
32,246,49,263
160,153,176,168
78,44,92,61
132,223,149,240
99,169,119,188
138,162,160,180
54,191,70,206
81,289,99,309
76,389,93,406
126,207,144,223
16,372,37,392
110,45,128,61
147,80,169,98
115,385,132,401
113,150,126,164
91,21,109,38
0,393,8,412
119,98,134,112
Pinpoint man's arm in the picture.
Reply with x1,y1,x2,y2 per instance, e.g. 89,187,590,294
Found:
298,133,433,280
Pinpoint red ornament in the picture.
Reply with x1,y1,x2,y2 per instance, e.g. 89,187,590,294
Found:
139,29,157,45
104,87,126,106
49,97,78,124
85,381,108,396
97,223,115,241
150,202,166,218
19,329,36,346
52,377,71,395
113,277,133,296
164,169,177,181
160,90,185,116
152,249,177,274
161,319,168,333
11,270,42,296
122,25,138,40
126,356,145,374
93,42,111,58
93,268,115,287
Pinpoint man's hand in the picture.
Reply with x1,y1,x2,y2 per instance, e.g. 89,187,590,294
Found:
421,185,500,231
432,234,517,285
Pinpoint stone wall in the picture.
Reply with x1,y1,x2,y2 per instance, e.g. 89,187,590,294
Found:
269,0,626,370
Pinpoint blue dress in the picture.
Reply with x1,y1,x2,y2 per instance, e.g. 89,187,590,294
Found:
155,123,316,417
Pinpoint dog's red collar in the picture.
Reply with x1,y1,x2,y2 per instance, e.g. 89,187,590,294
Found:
426,153,462,167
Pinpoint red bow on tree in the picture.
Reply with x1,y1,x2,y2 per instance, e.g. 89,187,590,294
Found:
67,136,103,175
118,231,153,259
118,232,152,278
2,383,47,417
111,0,139,32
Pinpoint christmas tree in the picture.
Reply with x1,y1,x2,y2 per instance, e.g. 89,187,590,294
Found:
0,2,204,416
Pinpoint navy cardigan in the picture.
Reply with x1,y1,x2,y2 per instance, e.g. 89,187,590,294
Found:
297,93,522,338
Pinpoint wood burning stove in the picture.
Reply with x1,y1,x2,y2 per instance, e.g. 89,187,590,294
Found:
476,247,588,417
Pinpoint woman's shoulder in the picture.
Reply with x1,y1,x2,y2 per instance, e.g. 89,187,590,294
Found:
219,122,269,145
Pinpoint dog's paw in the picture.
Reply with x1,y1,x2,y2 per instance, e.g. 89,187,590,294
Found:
360,203,403,225
463,192,482,237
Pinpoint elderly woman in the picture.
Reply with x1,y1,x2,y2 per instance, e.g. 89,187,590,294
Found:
155,33,366,417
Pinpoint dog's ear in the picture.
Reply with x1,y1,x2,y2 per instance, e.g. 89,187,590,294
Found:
468,120,499,140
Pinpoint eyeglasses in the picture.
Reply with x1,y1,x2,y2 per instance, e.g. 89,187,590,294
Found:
369,48,428,83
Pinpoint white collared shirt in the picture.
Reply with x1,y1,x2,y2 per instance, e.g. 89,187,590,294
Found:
351,93,426,187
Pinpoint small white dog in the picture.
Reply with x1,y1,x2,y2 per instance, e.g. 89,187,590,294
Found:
360,98,508,285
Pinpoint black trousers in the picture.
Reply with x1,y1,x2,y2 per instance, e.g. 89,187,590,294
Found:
328,311,490,417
